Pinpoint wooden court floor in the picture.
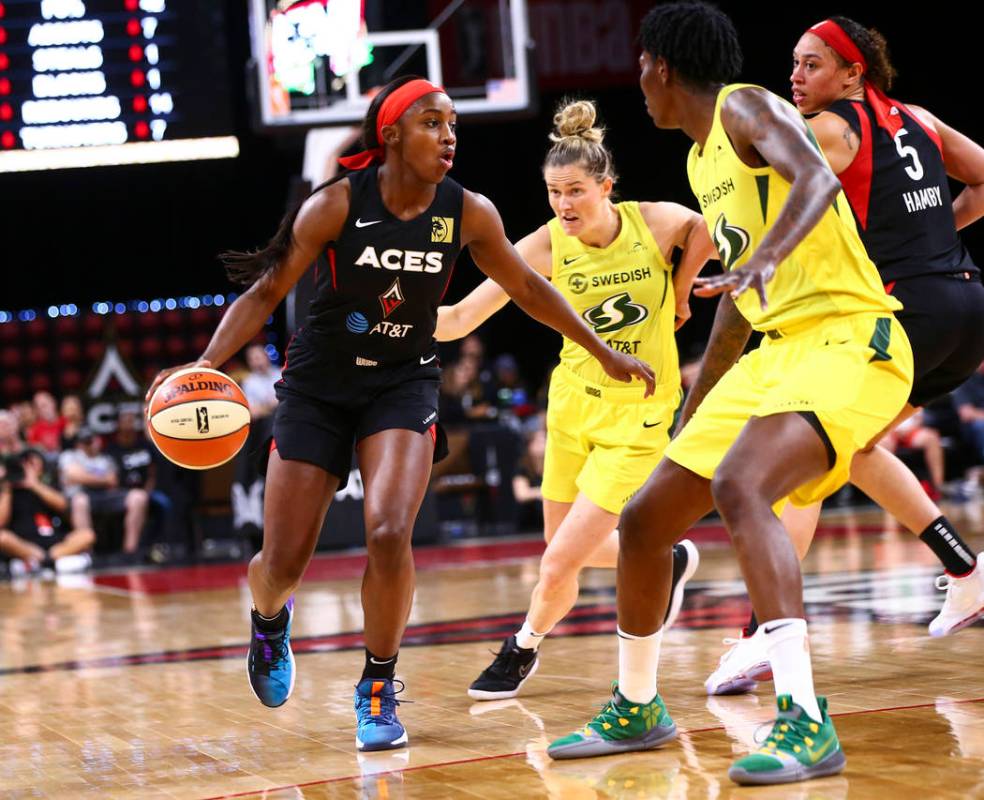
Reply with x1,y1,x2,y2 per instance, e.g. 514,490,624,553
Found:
2,501,984,799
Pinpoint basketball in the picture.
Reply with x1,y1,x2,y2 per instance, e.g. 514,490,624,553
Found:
147,367,251,470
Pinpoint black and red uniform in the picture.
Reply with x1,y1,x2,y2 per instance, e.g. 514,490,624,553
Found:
826,99,984,406
271,166,463,485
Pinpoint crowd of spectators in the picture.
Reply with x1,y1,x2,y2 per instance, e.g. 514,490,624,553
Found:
0,343,286,578
3,338,983,577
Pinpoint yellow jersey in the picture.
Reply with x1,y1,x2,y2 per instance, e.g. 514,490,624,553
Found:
549,201,680,391
687,83,900,333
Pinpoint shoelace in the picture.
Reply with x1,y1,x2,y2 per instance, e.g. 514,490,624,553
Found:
355,679,409,725
485,643,531,678
752,715,816,755
581,696,628,736
251,629,290,676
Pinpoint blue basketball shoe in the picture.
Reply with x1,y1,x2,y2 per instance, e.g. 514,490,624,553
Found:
355,678,409,751
247,597,295,708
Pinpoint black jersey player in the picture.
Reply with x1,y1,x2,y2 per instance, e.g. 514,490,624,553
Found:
146,77,654,752
783,17,984,635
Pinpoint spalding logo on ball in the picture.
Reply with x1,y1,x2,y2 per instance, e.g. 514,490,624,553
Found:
148,367,251,470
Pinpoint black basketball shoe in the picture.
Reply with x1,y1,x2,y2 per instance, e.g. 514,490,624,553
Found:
664,539,699,629
467,635,539,701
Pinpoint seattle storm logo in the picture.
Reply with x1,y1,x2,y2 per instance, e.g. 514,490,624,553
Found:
582,292,648,334
712,213,750,270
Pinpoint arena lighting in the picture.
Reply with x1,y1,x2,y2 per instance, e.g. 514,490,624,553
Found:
32,70,107,98
2,3,235,173
22,95,120,124
0,135,240,172
32,45,103,72
28,20,103,46
0,293,247,325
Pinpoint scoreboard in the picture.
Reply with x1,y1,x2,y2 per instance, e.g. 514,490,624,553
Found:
0,0,237,171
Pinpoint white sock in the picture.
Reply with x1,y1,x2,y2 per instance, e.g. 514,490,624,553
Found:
516,619,548,651
617,626,662,703
761,617,822,722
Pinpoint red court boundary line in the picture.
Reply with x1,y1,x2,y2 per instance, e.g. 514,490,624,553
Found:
91,521,887,595
197,696,984,800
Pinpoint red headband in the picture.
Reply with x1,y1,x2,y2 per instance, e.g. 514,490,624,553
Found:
339,79,448,170
805,19,902,137
807,19,867,72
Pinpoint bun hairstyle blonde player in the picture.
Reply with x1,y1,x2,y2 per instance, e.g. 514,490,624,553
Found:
436,96,716,703
545,99,618,184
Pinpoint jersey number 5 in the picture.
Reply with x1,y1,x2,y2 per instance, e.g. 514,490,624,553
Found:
893,128,924,181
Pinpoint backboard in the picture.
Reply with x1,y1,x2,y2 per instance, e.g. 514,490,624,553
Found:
248,0,534,132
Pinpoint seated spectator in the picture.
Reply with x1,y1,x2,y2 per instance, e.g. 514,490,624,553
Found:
513,423,546,531
880,410,947,500
492,353,535,421
12,401,36,445
59,427,148,560
460,334,496,400
242,343,282,419
60,394,85,451
26,391,64,454
0,410,22,457
0,448,95,575
955,362,984,474
439,358,495,426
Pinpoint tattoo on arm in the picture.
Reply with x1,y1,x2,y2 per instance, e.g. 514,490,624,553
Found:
841,123,858,152
676,293,751,433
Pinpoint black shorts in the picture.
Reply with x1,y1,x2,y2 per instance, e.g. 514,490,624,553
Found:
267,351,448,488
890,272,984,407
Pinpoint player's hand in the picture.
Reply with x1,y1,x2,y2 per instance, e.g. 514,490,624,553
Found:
693,259,776,311
144,359,212,407
674,295,692,331
600,351,656,397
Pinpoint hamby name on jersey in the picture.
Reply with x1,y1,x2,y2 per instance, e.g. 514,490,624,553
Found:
354,246,445,273
902,185,944,213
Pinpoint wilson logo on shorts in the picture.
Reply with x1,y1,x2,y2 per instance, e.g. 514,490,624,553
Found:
582,292,649,334
712,213,750,269
378,277,405,318
431,216,454,243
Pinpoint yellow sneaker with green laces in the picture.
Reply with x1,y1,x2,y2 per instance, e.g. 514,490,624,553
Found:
728,694,846,785
547,682,677,760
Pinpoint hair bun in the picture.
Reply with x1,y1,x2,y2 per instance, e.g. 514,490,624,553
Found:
550,99,604,144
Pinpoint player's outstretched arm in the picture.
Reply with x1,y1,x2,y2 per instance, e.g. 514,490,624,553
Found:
435,226,552,342
908,105,984,231
674,291,751,435
145,182,349,402
461,190,655,395
640,202,718,330
694,87,842,310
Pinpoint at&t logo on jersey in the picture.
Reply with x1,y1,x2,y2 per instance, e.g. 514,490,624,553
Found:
346,312,370,334
354,246,444,273
582,292,648,334
346,310,414,339
712,213,750,269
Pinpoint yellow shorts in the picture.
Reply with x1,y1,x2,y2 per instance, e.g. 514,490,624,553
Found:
542,364,682,515
665,313,913,507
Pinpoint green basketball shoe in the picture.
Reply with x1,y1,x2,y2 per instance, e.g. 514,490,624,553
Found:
547,682,677,760
728,695,846,785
